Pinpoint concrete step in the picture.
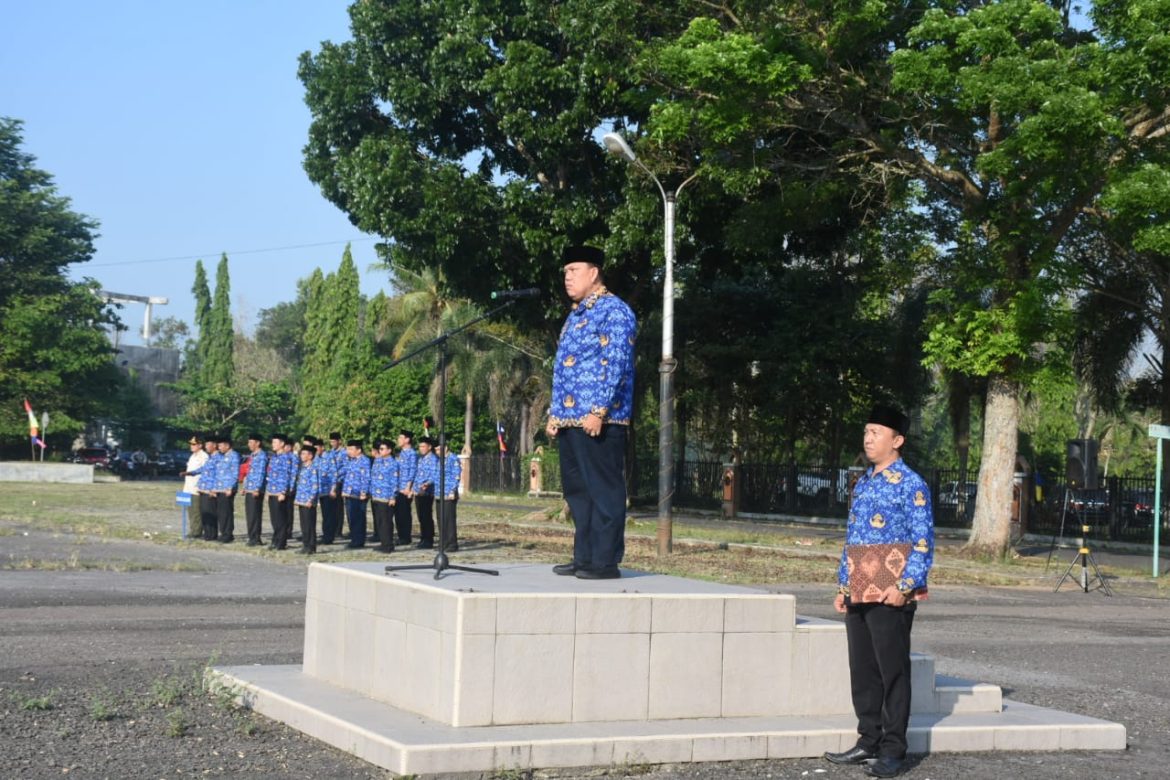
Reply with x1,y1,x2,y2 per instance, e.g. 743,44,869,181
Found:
211,664,1124,778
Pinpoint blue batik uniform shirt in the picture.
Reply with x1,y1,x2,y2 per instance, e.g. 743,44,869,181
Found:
192,452,219,492
369,456,399,502
396,447,417,493
838,457,934,595
266,451,293,496
243,450,268,492
213,450,241,492
294,460,321,506
341,454,371,498
415,452,438,496
550,287,637,427
441,453,462,497
315,450,337,497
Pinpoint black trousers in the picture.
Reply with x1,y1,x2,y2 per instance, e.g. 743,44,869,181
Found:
559,425,627,569
345,496,368,547
244,492,264,543
297,504,317,552
371,500,394,550
215,492,235,542
416,493,434,544
845,601,916,758
393,493,413,544
268,495,290,549
200,492,218,540
437,497,458,549
319,494,340,543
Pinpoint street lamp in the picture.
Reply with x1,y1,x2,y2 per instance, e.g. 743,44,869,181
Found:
602,131,697,557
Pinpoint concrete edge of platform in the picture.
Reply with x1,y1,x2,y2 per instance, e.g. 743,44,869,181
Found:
210,665,1127,777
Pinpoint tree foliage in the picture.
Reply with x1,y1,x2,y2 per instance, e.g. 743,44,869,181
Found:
0,117,126,447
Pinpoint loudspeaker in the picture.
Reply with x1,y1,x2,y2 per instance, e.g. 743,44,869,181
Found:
1065,439,1099,490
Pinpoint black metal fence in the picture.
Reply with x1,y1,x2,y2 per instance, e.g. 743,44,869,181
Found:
467,454,1169,546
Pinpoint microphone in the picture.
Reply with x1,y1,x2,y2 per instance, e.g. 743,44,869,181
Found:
490,288,541,300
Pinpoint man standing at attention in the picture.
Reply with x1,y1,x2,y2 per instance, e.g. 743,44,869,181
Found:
393,430,417,547
545,245,637,580
179,435,208,540
293,444,321,554
340,439,371,549
241,433,268,546
435,441,462,552
824,405,934,779
212,434,241,544
266,434,293,550
413,436,438,549
369,439,399,554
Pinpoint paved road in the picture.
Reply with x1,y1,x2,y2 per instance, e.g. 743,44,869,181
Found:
2,525,1167,779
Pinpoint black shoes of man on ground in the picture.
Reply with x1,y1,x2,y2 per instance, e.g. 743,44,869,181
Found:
824,745,906,777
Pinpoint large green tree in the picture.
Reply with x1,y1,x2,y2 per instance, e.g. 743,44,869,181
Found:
0,117,124,447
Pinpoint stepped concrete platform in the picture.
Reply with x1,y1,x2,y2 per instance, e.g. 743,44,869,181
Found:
210,562,1125,776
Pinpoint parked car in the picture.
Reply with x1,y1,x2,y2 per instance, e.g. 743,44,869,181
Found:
71,447,113,469
1119,490,1155,529
795,469,853,503
938,481,978,507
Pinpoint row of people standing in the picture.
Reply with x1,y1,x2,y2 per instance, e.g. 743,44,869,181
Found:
180,430,462,555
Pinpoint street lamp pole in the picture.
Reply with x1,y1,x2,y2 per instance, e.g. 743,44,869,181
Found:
602,132,696,557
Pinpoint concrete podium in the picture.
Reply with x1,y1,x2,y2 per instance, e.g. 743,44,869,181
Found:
212,562,1125,776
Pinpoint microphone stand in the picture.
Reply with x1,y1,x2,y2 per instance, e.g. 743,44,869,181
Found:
385,301,517,580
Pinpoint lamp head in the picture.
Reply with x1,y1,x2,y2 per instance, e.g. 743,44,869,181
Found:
602,132,637,162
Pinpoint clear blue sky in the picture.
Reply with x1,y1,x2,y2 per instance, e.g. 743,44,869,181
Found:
2,1,384,344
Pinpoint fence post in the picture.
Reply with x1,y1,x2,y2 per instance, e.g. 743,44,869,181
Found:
528,447,544,497
721,461,738,519
785,463,798,511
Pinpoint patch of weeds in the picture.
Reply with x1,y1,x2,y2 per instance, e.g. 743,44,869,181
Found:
612,753,652,776
150,674,187,708
88,689,120,722
16,691,55,711
490,769,533,780
236,713,260,736
165,708,190,737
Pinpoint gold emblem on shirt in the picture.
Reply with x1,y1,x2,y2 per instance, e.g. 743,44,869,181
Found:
883,470,903,485
870,513,885,529
914,538,929,553
564,395,575,408
599,334,609,346
575,319,587,329
563,355,576,367
914,490,926,506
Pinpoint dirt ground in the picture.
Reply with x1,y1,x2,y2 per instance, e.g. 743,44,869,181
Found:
1,491,1167,779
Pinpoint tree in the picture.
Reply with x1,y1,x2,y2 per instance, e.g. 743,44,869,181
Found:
0,117,125,447
297,0,684,324
144,315,189,351
188,260,211,375
888,0,1170,555
203,254,235,386
0,118,99,311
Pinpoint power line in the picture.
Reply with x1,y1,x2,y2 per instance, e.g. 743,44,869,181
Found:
88,237,379,268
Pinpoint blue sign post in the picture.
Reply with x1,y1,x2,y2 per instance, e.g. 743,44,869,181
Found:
1147,424,1169,578
176,491,192,539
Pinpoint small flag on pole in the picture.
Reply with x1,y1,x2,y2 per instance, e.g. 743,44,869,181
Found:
496,421,508,454
24,399,46,449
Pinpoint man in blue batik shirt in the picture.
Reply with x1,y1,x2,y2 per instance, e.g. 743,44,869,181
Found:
413,437,439,549
393,430,418,546
340,439,371,549
320,432,345,541
545,245,636,580
266,434,293,550
825,405,934,779
189,437,219,541
436,441,462,552
293,445,322,554
369,439,399,554
212,435,241,544
242,433,268,546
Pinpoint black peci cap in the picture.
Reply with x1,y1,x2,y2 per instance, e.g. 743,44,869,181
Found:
562,245,604,268
867,404,910,436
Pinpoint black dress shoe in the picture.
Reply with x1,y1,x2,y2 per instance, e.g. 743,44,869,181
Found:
552,562,581,576
445,544,459,552
246,540,261,547
376,546,395,554
824,745,878,765
345,542,364,549
864,756,905,778
575,566,621,580
415,541,434,550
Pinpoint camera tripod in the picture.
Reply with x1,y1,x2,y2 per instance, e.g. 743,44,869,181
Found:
1048,486,1112,595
